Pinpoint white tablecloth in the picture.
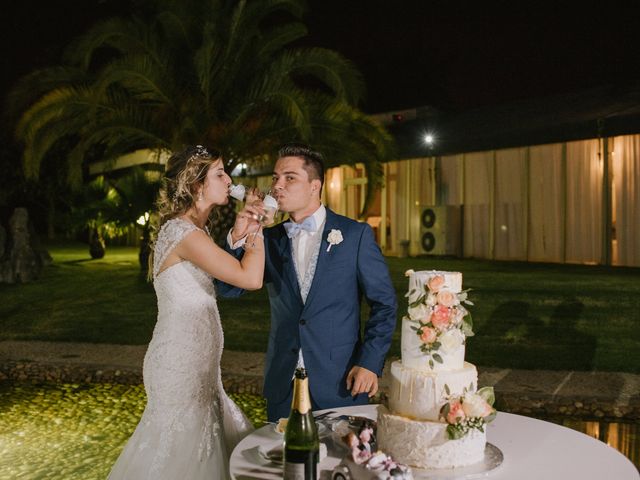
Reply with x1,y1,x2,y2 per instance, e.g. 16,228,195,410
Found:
230,405,639,480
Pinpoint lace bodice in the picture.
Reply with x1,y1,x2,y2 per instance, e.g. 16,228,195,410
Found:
153,218,206,278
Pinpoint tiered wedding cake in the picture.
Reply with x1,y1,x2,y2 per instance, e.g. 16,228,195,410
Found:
377,270,496,469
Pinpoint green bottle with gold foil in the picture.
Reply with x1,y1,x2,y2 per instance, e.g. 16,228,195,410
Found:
283,368,319,479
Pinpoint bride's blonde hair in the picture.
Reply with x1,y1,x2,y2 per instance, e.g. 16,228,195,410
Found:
148,145,223,279
155,145,223,229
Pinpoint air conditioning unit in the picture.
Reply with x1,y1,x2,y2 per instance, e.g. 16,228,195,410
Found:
419,205,462,256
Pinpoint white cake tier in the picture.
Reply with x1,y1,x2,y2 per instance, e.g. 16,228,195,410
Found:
377,406,486,469
401,318,465,371
407,270,462,304
387,360,477,421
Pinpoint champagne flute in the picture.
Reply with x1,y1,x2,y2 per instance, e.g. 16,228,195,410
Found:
258,190,279,227
244,189,279,247
229,184,246,202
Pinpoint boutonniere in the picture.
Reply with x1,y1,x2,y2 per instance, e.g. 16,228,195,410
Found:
326,229,343,252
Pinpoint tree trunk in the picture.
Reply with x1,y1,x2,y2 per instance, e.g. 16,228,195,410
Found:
138,224,151,274
89,228,106,259
47,193,55,240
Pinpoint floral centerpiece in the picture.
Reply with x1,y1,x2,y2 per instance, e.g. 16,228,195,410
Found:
440,386,496,439
404,270,474,369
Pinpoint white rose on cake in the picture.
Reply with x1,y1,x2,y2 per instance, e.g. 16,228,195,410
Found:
439,329,464,353
426,292,438,307
462,392,493,418
408,303,429,321
452,305,468,323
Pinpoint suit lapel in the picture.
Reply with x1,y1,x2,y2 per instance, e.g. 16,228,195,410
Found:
302,209,339,310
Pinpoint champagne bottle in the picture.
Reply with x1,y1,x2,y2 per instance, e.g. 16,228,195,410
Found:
283,368,319,480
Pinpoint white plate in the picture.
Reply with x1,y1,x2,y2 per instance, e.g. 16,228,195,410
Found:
273,421,328,436
258,443,328,465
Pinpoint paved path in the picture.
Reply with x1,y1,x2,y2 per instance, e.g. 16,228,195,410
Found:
1,340,639,421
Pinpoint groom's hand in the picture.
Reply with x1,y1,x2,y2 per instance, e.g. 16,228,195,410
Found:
346,366,378,398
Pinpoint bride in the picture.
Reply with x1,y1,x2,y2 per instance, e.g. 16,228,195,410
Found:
108,145,264,479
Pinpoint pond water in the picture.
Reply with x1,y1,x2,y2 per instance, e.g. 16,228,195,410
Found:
0,383,637,479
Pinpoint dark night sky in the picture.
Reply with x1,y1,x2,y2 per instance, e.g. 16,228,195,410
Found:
3,0,640,114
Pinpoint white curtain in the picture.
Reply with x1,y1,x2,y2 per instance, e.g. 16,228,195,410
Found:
528,144,565,262
463,151,493,258
343,166,362,219
565,139,603,264
323,167,343,214
494,148,527,260
329,134,640,266
613,135,640,266
383,158,437,256
439,154,464,205
385,161,402,255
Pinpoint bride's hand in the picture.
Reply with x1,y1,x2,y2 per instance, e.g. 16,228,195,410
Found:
231,198,264,244
244,226,264,251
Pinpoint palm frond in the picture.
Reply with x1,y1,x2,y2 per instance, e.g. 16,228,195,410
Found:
291,48,366,105
63,17,153,69
16,86,97,179
94,55,177,106
5,66,87,123
257,23,308,60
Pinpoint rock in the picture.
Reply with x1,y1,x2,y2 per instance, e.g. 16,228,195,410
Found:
0,208,48,283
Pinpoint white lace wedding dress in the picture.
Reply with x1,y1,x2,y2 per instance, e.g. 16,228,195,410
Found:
108,218,253,480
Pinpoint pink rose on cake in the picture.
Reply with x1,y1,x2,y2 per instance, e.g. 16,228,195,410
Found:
436,290,457,307
419,327,437,344
426,275,445,293
446,401,466,424
430,305,451,330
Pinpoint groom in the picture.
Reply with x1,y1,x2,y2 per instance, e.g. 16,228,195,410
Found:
218,143,397,421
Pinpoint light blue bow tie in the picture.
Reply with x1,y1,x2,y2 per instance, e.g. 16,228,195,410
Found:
284,216,317,239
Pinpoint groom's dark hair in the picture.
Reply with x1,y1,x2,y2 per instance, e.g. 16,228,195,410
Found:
278,143,325,193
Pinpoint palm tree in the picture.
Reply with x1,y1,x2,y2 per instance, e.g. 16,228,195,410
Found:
8,0,394,217
69,176,113,259
106,167,162,272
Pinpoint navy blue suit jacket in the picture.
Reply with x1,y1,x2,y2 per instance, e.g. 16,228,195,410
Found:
217,208,397,420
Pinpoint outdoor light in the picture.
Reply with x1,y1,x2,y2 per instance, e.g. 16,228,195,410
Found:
424,134,435,145
136,212,150,226
231,162,248,176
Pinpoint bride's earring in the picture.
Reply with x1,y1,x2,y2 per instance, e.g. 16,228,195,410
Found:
198,190,204,201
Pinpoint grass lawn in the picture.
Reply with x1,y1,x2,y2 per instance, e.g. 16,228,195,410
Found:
1,242,639,373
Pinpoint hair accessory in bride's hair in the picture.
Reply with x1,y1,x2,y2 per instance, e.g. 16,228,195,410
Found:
188,145,210,162
171,179,182,203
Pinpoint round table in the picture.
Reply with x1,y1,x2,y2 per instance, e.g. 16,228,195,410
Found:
230,405,639,480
